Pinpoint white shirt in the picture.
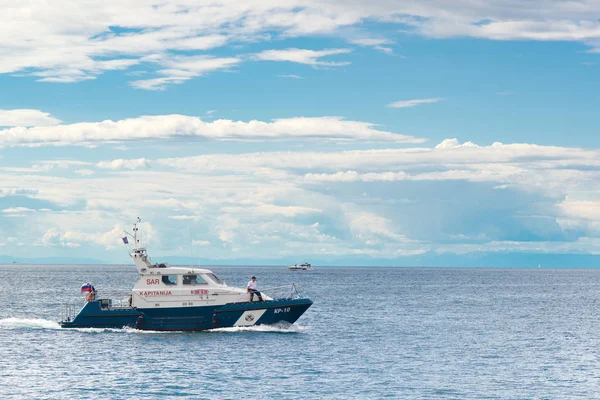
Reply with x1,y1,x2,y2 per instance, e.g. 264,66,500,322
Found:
247,280,258,290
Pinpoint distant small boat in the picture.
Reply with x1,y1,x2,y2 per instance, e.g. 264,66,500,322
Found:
289,263,312,271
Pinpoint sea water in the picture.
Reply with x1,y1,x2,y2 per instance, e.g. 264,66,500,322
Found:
2,265,600,399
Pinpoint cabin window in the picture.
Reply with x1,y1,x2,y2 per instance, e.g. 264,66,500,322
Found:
183,275,207,285
162,275,177,285
206,273,224,285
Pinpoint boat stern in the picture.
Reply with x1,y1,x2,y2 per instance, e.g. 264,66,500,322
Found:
60,299,141,329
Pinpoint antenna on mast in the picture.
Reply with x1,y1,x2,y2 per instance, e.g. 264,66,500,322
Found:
190,219,194,264
122,217,143,251
133,217,141,249
123,217,152,273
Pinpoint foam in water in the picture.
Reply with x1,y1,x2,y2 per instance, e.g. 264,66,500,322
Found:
0,318,61,330
0,317,305,334
210,323,306,334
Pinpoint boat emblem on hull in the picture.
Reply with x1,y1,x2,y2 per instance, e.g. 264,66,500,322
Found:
245,314,255,322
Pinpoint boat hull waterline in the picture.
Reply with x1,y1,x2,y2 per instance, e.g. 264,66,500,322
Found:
60,298,312,331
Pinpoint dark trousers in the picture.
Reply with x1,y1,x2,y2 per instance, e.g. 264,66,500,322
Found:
248,289,263,302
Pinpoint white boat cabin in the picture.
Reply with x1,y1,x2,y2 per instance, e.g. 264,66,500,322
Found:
129,248,271,309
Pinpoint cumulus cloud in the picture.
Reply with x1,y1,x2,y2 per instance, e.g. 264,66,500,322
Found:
558,198,600,224
0,109,61,127
435,138,478,149
344,208,408,242
0,114,424,148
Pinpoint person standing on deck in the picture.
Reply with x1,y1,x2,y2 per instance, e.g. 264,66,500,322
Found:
246,276,263,302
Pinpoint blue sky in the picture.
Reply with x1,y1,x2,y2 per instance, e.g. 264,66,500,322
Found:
0,1,599,266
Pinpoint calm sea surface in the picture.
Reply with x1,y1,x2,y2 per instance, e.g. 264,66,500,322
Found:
2,265,600,399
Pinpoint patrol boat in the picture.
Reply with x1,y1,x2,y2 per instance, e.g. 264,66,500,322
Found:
60,219,313,331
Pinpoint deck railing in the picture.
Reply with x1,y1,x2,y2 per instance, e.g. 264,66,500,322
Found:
61,302,79,323
262,284,302,301
60,286,303,320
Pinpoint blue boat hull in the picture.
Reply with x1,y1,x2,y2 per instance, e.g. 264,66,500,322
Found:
60,298,312,331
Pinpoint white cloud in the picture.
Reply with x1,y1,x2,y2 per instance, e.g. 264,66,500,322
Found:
348,38,394,54
0,114,424,148
277,74,304,79
2,136,600,260
2,1,600,88
344,208,408,242
221,204,322,217
251,48,352,67
559,199,600,221
130,55,241,90
0,109,61,127
3,207,35,213
434,138,478,149
75,169,96,176
305,170,409,182
387,98,444,108
129,77,187,91
349,38,391,46
3,1,600,88
156,139,600,176
40,224,126,249
170,215,203,221
418,19,600,43
96,158,152,170
32,217,158,251
31,160,93,172
0,188,39,197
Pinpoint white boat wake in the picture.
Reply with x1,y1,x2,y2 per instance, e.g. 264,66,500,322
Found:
0,317,61,330
0,317,306,334
210,323,307,334
0,317,129,333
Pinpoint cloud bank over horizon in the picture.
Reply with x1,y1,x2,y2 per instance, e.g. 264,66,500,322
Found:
1,123,599,263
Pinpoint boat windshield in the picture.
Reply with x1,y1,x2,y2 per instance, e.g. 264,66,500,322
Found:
205,273,225,285
183,274,207,285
